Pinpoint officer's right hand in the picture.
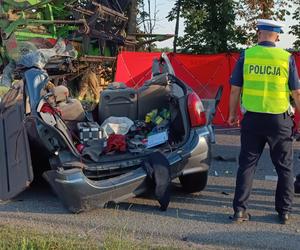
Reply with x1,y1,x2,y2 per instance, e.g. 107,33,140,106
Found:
227,115,238,126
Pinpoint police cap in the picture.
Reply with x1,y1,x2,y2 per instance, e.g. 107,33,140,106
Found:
257,19,284,33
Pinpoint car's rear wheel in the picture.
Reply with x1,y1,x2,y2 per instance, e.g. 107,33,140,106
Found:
179,170,208,193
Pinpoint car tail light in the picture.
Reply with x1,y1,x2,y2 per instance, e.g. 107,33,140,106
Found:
188,92,206,127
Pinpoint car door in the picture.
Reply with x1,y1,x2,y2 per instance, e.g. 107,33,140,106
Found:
0,100,33,200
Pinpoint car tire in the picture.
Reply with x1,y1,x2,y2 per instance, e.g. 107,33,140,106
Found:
179,170,208,193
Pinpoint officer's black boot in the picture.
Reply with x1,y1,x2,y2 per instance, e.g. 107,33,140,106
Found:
230,211,251,223
278,213,290,225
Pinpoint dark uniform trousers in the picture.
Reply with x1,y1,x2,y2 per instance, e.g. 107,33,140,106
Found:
233,111,294,215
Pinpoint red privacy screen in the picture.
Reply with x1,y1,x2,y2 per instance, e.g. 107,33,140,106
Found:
115,51,300,125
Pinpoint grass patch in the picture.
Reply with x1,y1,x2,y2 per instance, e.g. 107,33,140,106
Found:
0,224,177,250
102,227,147,250
0,225,98,250
0,86,9,98
102,227,178,250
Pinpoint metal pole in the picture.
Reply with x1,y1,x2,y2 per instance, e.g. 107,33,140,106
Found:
173,0,181,53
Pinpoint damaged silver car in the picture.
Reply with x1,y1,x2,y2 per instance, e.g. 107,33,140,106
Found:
0,53,221,213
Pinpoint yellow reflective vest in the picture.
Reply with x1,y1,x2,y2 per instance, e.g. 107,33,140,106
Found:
242,45,291,114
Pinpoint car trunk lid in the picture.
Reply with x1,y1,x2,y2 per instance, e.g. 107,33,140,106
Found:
0,99,33,200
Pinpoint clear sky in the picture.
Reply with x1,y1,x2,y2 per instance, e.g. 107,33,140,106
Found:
152,0,297,50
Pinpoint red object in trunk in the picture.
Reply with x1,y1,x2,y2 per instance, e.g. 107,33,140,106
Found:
40,103,62,116
76,143,85,154
188,92,206,127
106,134,127,153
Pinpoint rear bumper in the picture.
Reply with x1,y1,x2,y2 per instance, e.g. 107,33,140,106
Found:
168,127,211,177
181,127,211,175
44,127,211,213
43,167,148,213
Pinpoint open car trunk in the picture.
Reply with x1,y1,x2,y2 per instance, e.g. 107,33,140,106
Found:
34,73,190,180
96,74,189,157
0,51,212,212
0,46,213,212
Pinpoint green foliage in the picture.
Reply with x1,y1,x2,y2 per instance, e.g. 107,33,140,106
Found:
290,1,300,50
168,0,293,53
168,0,246,54
136,0,159,51
152,47,172,52
236,0,292,45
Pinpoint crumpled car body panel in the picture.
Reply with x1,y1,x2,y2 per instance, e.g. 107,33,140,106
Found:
0,52,215,212
0,101,33,200
43,127,210,213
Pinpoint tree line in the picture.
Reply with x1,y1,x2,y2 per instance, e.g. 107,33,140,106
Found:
164,0,300,53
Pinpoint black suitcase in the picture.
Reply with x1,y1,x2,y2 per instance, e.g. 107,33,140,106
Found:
98,82,137,124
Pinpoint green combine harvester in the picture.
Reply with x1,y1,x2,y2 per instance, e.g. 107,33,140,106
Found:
0,0,133,83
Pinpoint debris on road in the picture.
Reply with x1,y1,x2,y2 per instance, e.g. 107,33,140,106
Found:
213,155,236,162
221,191,230,196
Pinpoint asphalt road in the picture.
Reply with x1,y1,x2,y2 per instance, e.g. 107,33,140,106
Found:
1,131,300,249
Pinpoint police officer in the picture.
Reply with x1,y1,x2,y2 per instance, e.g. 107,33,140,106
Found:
228,19,300,224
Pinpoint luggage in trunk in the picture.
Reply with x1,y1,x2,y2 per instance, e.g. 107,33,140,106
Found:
97,79,187,153
98,83,137,124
